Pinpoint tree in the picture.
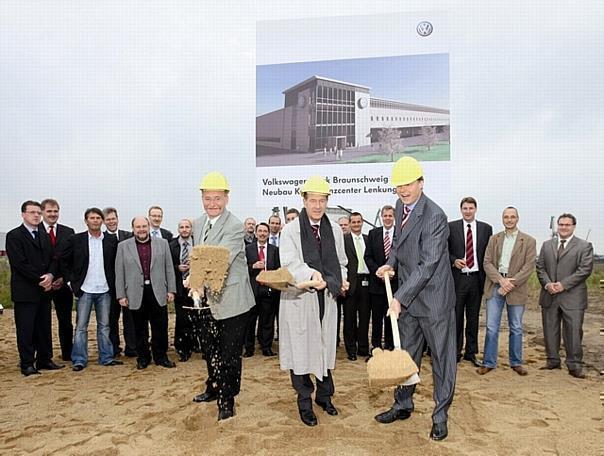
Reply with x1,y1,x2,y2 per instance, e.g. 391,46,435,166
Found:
421,126,436,151
376,128,402,162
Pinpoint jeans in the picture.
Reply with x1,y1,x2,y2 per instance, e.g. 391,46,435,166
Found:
71,292,114,366
482,286,525,368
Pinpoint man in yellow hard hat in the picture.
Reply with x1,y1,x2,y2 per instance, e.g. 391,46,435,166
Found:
278,176,349,426
190,171,255,421
375,157,457,441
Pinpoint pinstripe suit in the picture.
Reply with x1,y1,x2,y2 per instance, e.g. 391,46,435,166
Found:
386,193,457,424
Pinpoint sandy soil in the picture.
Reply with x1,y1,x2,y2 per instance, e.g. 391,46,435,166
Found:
0,291,602,456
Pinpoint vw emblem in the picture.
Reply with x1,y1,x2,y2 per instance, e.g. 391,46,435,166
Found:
417,21,433,37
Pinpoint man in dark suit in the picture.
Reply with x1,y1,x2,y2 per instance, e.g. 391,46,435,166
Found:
103,207,136,358
244,222,280,357
60,207,123,371
268,214,281,247
536,213,593,379
169,218,200,362
243,217,256,245
40,198,75,361
375,157,457,442
364,205,396,355
6,201,64,376
343,212,371,361
447,197,492,367
115,216,177,370
148,205,173,241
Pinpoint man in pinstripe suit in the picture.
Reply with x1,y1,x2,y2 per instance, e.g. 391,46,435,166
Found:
375,157,457,441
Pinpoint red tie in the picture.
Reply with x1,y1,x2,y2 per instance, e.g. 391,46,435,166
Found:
258,244,265,262
384,230,391,259
400,206,411,229
465,224,475,269
48,226,57,247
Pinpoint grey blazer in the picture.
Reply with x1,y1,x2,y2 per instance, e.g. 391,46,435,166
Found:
115,237,176,311
536,236,593,310
192,209,254,320
386,193,455,318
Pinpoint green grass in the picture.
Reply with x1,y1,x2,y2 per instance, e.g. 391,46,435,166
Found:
346,142,450,164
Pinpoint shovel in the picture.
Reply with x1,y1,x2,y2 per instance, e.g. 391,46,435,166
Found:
367,273,419,387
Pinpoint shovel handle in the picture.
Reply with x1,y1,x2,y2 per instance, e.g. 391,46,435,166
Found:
384,273,401,350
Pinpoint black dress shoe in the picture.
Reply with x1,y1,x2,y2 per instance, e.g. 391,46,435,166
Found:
37,361,65,370
539,363,561,370
178,353,191,362
374,407,411,424
430,421,448,441
103,360,124,366
463,355,481,367
193,391,218,403
243,350,254,358
136,359,150,370
456,354,463,363
218,399,235,421
347,354,357,361
315,400,338,416
21,366,41,376
569,369,586,379
72,365,85,372
155,359,176,368
299,408,318,426
262,349,277,357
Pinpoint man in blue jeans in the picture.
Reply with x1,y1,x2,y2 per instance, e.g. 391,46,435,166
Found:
60,208,123,371
478,207,536,376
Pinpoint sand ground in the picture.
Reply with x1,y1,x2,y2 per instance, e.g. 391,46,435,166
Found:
0,292,602,456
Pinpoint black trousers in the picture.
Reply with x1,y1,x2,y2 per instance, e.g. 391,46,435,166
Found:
454,273,482,357
14,300,53,368
130,285,169,363
174,294,202,356
343,278,371,356
245,293,278,352
50,286,74,360
370,292,394,350
200,309,249,405
109,296,137,356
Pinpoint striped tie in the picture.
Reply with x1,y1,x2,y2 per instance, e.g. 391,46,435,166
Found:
400,205,411,229
384,230,391,259
203,223,212,243
465,224,475,269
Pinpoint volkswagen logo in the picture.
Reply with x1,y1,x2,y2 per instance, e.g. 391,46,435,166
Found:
416,21,433,37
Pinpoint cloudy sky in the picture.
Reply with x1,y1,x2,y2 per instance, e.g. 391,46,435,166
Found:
1,1,603,252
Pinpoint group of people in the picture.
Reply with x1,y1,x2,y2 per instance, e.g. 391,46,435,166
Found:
6,158,594,439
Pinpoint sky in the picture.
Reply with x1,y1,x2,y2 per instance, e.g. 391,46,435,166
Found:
1,1,603,253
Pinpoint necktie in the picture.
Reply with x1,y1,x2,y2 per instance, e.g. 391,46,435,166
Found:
181,241,190,279
32,230,38,239
258,244,265,262
557,239,566,260
48,226,56,247
152,230,159,238
354,236,367,273
465,224,475,269
311,224,321,245
203,223,212,243
383,230,391,259
400,205,411,229
270,235,277,246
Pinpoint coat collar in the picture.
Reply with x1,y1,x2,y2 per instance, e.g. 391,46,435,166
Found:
395,193,426,248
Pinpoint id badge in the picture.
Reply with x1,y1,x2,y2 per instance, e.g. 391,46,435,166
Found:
361,279,369,287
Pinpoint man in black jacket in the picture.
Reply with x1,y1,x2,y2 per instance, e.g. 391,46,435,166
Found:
244,222,280,357
6,200,64,376
60,208,122,371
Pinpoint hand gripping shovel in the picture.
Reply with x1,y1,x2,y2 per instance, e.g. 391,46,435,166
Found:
367,273,419,387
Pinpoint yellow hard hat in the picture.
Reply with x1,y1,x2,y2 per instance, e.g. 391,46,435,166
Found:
199,171,230,192
300,175,330,195
391,156,423,186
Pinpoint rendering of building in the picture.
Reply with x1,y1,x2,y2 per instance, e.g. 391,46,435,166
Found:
257,75,450,153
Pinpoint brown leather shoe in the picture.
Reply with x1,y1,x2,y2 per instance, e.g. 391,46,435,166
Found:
512,365,528,376
569,369,586,379
477,366,494,375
